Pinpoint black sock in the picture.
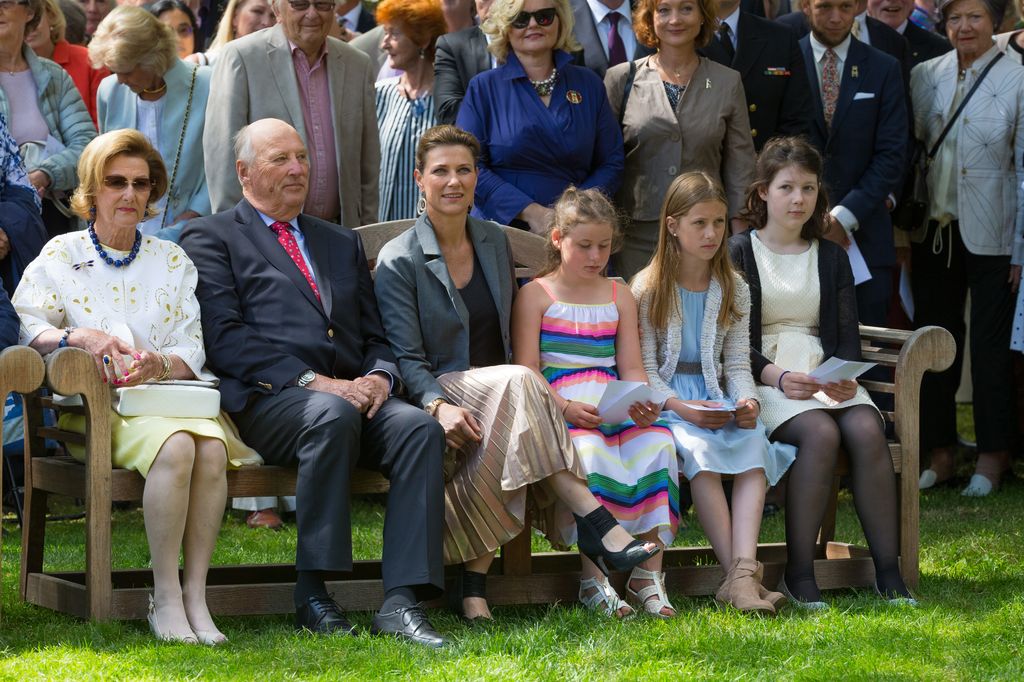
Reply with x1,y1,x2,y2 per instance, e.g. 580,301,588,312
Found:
381,586,417,612
294,571,328,608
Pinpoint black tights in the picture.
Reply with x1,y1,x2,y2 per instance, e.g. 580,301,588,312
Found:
773,405,910,601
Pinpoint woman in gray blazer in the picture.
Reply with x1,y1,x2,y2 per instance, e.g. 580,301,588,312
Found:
374,125,660,622
910,0,1024,497
604,0,755,281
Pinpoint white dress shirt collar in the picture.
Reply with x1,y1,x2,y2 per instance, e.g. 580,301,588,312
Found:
722,5,740,43
897,19,909,34
586,0,632,26
809,31,852,64
338,4,361,30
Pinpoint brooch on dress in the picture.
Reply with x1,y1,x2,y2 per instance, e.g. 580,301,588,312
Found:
566,90,582,104
72,260,95,271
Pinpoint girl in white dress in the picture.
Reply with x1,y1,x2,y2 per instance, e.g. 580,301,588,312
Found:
729,137,916,608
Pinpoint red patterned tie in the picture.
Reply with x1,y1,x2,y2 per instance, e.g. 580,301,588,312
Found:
822,48,839,129
270,221,321,302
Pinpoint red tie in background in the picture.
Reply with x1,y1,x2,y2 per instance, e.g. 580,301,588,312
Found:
607,12,627,67
270,221,321,302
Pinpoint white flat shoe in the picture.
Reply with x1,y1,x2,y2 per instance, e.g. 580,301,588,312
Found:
192,629,228,646
778,578,829,611
961,474,994,497
148,595,199,644
626,566,676,618
579,574,633,619
918,469,939,490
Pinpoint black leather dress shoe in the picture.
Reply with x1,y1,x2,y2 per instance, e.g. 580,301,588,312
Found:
295,594,357,635
370,604,444,648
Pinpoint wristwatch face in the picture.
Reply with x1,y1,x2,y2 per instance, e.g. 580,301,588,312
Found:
298,370,316,387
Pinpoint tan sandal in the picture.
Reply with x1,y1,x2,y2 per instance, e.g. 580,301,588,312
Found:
626,566,676,618
579,575,633,619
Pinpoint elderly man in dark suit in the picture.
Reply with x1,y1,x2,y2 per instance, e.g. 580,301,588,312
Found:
180,118,446,647
701,0,812,150
867,0,950,65
800,0,908,325
570,0,652,77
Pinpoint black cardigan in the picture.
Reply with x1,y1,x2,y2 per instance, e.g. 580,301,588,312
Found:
727,230,862,382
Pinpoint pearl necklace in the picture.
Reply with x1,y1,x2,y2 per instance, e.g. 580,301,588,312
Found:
88,222,142,268
530,67,558,96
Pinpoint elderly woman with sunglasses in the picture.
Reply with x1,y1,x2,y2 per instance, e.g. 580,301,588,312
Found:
13,129,259,645
455,0,624,234
89,6,212,242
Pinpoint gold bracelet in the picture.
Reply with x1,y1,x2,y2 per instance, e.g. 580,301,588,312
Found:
561,399,573,415
155,353,172,381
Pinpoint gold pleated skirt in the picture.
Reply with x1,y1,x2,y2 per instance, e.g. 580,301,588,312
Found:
438,364,586,565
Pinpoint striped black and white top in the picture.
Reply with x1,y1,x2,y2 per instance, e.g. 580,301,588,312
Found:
375,77,437,222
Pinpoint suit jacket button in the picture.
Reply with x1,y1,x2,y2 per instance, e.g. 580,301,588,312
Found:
328,329,335,338
667,165,677,175
670,132,681,142
751,128,758,137
749,103,757,113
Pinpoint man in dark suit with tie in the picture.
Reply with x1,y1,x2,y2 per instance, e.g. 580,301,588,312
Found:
570,0,652,77
778,0,910,64
180,119,447,647
800,0,907,325
867,0,950,66
434,0,496,125
701,0,812,150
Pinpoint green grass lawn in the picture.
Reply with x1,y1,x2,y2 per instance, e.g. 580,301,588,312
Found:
1,414,1022,680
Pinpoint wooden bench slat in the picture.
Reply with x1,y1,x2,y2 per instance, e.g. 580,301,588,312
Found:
859,380,895,394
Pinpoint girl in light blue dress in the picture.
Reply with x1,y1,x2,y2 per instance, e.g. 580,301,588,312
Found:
632,172,794,615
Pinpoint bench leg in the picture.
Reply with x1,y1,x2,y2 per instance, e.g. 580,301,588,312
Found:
816,475,840,557
20,396,48,602
501,511,532,576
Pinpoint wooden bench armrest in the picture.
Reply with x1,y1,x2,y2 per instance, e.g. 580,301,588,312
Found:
0,345,46,397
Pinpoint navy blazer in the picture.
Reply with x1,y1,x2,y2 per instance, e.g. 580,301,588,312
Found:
179,200,400,413
373,215,516,408
700,11,813,150
0,280,19,350
800,36,907,268
456,50,624,225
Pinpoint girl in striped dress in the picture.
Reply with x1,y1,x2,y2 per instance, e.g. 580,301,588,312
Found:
513,187,680,619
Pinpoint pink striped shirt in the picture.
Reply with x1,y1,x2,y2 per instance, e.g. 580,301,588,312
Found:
290,40,340,222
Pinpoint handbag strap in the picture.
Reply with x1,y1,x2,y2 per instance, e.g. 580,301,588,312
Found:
160,65,199,231
618,59,637,127
927,52,1003,162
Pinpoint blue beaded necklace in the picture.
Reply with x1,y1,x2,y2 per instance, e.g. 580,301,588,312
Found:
88,222,142,268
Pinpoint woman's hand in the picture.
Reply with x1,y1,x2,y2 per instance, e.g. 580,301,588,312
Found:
435,403,483,451
27,170,51,197
70,328,138,384
779,371,820,400
734,398,760,429
519,203,554,236
673,400,733,430
1010,264,1021,293
563,400,602,429
627,400,660,428
118,350,164,387
821,379,857,403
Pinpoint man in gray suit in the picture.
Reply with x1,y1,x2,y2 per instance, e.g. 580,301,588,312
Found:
203,0,380,227
571,0,652,77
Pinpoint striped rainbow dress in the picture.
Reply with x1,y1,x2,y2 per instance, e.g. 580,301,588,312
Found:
536,280,680,546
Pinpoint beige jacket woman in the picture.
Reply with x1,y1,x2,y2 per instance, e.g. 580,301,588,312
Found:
605,56,755,222
631,270,758,403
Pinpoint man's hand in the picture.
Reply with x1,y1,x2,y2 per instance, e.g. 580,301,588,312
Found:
353,373,390,418
308,375,372,413
824,214,851,249
434,403,483,450
0,228,10,259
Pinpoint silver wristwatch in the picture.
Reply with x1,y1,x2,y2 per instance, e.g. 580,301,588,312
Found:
297,369,316,387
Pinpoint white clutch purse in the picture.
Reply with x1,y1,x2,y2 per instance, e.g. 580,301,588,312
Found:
113,380,221,419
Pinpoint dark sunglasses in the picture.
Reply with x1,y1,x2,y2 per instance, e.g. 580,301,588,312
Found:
511,8,558,29
103,175,154,192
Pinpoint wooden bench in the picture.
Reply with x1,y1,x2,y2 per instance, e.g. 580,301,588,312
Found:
16,221,955,620
0,345,46,620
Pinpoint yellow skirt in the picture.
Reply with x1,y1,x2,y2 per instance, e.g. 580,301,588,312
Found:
58,410,263,478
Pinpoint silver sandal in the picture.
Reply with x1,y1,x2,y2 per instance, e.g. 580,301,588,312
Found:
626,566,676,618
579,574,634,619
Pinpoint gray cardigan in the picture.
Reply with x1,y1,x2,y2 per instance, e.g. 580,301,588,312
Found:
0,46,95,191
632,269,758,403
373,214,516,408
